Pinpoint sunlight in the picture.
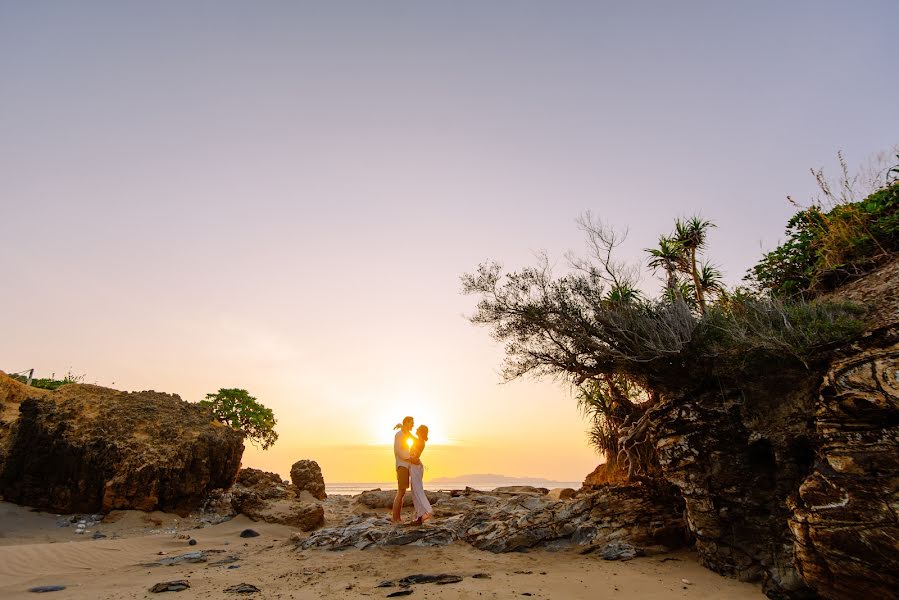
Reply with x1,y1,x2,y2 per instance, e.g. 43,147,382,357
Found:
369,392,455,446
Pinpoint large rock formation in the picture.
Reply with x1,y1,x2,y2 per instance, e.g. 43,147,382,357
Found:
645,258,899,599
649,372,820,598
787,331,899,599
0,381,244,515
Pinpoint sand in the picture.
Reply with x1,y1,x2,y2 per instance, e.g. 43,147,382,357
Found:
0,501,763,599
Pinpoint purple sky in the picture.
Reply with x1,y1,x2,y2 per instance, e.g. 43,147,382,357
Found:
1,2,895,481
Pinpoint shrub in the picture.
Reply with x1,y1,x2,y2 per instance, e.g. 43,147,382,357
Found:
200,388,279,450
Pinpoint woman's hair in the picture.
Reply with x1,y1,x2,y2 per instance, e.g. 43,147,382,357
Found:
416,425,429,441
393,416,414,430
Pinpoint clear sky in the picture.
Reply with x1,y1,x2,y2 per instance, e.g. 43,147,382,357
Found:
1,2,895,482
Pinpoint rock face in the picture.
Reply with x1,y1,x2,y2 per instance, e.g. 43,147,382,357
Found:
646,259,899,599
290,460,327,500
788,328,899,600
304,482,686,553
0,383,244,515
0,372,49,470
649,371,821,598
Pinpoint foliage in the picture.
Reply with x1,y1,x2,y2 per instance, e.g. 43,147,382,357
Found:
199,388,279,450
9,370,85,390
464,212,867,476
645,216,721,311
747,180,899,297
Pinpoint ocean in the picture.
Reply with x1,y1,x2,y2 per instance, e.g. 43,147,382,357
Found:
325,481,584,496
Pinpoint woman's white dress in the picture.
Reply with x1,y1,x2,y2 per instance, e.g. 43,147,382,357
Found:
410,455,432,520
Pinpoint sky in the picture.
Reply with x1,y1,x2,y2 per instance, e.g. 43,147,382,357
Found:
1,1,895,482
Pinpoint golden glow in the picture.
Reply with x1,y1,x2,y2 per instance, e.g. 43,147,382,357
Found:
369,391,454,446
406,437,414,449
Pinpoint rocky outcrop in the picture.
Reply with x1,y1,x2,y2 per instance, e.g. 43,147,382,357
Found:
0,372,49,471
646,258,899,599
649,370,821,598
290,460,327,500
304,482,686,553
0,382,244,515
199,467,324,531
788,328,899,600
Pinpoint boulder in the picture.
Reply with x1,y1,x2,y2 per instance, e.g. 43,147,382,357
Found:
788,327,899,600
289,459,327,500
0,383,243,515
199,467,325,531
546,488,576,500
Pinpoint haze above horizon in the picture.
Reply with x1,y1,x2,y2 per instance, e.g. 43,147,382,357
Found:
1,2,895,482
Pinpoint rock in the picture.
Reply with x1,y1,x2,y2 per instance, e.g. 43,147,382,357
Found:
304,482,685,554
239,529,260,538
149,580,190,593
356,489,411,508
0,372,50,471
224,583,260,594
155,551,206,565
0,380,243,515
386,591,413,598
188,538,197,546
472,573,491,579
788,326,899,600
235,468,289,500
397,574,463,585
91,532,107,539
649,375,819,597
289,460,327,500
599,541,640,561
491,486,548,495
27,586,66,593
546,488,576,500
241,499,324,531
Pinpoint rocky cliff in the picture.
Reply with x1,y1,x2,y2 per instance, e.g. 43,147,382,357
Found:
642,258,899,599
0,379,244,515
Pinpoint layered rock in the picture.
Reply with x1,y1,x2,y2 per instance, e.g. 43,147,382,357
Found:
0,383,244,515
290,459,327,500
0,372,49,470
303,482,686,553
788,328,899,600
649,370,821,598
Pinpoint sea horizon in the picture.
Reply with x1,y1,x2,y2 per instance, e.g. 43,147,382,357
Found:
325,480,584,496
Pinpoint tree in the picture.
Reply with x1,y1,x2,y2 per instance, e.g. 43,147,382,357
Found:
200,388,279,450
673,216,716,311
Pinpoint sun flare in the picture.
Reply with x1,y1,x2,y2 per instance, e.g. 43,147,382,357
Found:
370,394,454,446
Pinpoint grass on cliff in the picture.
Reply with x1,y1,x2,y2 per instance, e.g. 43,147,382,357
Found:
7,371,85,391
747,170,899,298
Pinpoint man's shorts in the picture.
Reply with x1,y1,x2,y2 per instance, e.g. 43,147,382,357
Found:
396,466,410,489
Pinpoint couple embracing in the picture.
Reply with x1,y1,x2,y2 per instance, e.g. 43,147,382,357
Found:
391,415,432,525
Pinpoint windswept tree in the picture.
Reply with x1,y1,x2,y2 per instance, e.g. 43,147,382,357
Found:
200,388,279,450
464,212,864,479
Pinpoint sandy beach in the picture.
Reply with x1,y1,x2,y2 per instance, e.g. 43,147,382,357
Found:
0,500,762,599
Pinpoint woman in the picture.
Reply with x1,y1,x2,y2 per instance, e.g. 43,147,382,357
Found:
408,425,433,525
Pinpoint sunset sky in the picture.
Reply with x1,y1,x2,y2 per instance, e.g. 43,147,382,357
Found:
1,2,895,482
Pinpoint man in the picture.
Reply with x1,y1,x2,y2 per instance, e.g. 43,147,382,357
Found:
392,415,419,523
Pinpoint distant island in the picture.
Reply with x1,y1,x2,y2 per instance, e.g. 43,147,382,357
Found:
428,473,567,485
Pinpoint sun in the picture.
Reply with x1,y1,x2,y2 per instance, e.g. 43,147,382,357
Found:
369,393,454,446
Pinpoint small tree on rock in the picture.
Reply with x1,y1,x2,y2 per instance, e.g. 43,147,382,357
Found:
200,388,278,450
